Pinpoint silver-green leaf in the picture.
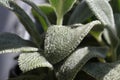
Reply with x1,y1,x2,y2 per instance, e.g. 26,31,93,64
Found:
18,52,53,72
57,47,107,80
85,0,115,32
0,33,38,54
44,20,101,64
85,0,119,61
83,61,120,80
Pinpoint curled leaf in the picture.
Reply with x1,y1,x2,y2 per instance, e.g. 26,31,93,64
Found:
44,20,101,64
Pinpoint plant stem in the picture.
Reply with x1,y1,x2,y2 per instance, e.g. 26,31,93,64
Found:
57,16,63,25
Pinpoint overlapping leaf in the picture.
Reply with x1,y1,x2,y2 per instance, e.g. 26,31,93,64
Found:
57,47,107,80
0,33,38,54
44,20,101,64
18,52,53,72
83,61,120,80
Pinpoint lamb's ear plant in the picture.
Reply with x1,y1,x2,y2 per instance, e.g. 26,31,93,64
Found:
0,0,120,80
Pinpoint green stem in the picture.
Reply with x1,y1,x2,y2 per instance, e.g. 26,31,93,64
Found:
57,15,63,25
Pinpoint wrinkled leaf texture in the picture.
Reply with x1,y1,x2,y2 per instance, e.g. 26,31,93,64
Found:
57,47,107,80
44,20,101,64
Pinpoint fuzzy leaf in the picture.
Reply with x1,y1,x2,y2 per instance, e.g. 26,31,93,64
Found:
85,0,118,61
49,0,77,24
23,0,51,32
68,0,93,24
44,20,101,64
0,0,13,9
83,61,120,80
85,0,115,31
57,47,107,80
0,33,38,54
18,52,53,72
